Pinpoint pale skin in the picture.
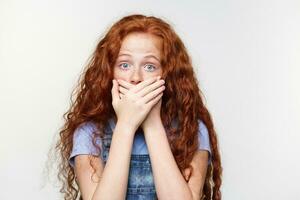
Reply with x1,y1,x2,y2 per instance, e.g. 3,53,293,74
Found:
74,33,209,200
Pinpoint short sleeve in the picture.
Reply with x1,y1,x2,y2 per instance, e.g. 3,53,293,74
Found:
198,120,212,165
68,122,102,168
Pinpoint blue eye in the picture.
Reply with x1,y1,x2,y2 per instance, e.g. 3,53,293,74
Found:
144,64,156,72
119,63,130,70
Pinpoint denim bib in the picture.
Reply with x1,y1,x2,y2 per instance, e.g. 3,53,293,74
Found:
101,132,158,200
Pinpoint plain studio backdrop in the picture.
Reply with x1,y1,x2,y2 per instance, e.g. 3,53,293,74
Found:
0,0,299,199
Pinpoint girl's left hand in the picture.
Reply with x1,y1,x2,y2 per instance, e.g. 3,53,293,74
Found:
117,77,164,130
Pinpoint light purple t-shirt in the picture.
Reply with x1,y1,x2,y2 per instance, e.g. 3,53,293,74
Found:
69,118,212,167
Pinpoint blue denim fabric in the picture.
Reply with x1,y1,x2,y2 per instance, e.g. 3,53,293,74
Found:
69,118,211,168
102,132,158,200
68,118,212,199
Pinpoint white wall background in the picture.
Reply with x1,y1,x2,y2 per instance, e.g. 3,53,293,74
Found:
0,0,299,199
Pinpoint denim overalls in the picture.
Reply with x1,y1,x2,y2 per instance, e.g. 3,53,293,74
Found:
101,127,158,200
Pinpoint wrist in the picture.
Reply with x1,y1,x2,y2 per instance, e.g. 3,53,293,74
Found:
115,120,138,135
143,119,163,133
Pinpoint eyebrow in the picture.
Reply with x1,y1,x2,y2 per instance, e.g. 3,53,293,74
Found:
118,53,160,62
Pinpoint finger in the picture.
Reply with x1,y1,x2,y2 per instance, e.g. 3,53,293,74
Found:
118,88,125,99
119,88,125,95
111,79,120,100
138,79,165,97
142,85,165,104
117,79,135,90
119,86,129,95
147,93,163,107
132,76,159,93
119,84,129,91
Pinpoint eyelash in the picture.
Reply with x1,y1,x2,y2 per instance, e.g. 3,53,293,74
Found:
118,63,157,72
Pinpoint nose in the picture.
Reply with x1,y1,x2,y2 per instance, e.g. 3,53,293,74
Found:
130,68,143,85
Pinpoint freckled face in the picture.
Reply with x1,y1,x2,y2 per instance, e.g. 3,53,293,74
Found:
113,33,162,85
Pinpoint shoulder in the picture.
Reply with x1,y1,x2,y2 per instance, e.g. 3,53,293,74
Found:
74,119,113,138
74,121,97,134
72,121,100,143
69,121,100,168
197,119,212,165
72,121,101,147
198,120,208,135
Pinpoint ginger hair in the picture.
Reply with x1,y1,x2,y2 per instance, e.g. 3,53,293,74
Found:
51,14,222,200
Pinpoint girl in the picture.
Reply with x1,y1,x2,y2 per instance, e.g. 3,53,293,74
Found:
55,14,222,200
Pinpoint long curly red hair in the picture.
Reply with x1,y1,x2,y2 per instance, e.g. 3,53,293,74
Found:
52,14,222,200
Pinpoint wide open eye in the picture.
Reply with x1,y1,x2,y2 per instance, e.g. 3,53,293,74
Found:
119,63,130,70
144,64,157,72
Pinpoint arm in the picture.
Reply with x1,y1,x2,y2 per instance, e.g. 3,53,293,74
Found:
91,121,135,200
186,150,209,199
143,120,208,200
75,77,163,199
74,155,103,200
74,122,135,200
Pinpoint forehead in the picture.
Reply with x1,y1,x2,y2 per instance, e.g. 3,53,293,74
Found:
119,33,162,58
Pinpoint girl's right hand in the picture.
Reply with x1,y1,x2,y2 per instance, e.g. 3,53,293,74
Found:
111,76,165,132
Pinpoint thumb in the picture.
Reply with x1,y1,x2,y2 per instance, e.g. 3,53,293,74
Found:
111,79,120,101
